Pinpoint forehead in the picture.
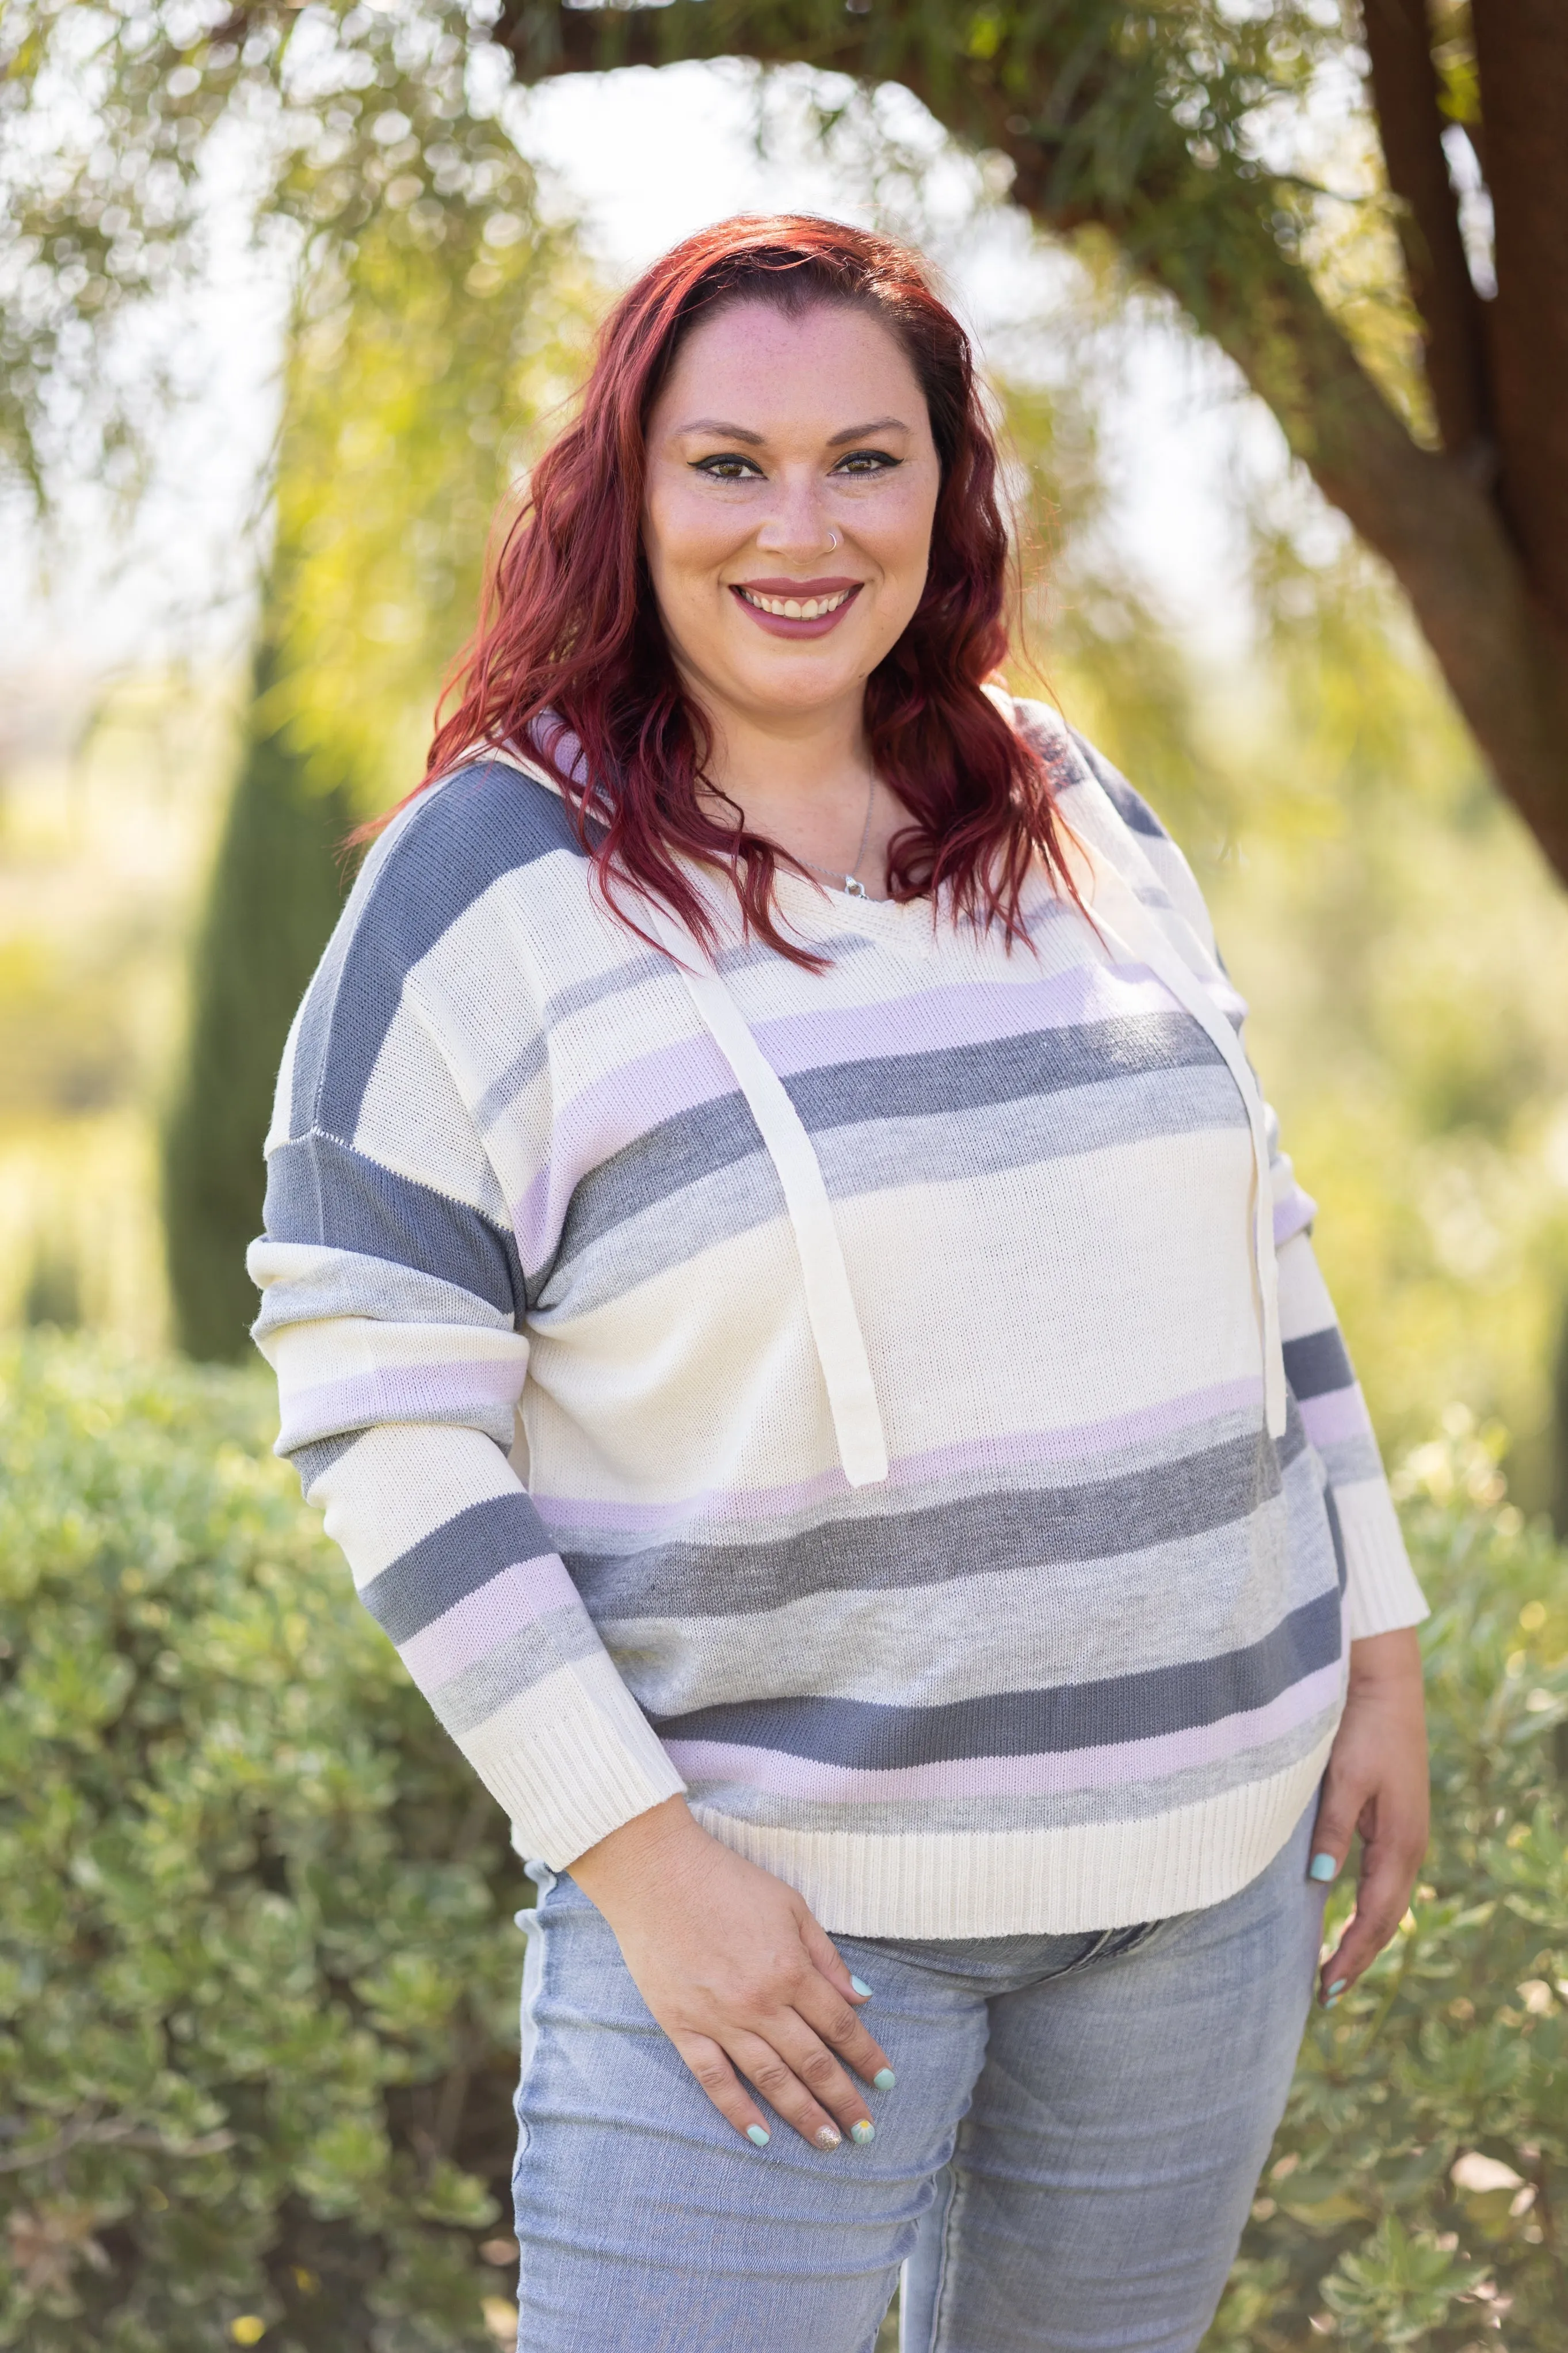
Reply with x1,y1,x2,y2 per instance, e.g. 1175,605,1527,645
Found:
651,298,928,435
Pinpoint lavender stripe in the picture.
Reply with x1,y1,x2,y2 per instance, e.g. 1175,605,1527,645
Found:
400,1556,581,1688
280,1360,524,1448
1299,1386,1372,1448
531,1381,1265,1539
665,1659,1343,1802
748,965,1173,1077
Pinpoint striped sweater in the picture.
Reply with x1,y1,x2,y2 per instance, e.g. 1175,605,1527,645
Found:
249,697,1426,1937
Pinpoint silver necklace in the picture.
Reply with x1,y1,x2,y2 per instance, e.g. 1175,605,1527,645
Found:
794,772,877,899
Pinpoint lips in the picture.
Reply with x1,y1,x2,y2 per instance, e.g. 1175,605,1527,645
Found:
730,578,863,637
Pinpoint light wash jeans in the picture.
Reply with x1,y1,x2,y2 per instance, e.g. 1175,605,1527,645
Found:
510,1803,1325,2352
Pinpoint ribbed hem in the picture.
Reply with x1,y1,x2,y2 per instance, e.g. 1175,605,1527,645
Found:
471,1653,686,1867
693,1735,1336,1937
1336,1479,1430,1641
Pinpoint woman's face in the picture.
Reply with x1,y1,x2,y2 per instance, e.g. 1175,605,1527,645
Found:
642,299,943,732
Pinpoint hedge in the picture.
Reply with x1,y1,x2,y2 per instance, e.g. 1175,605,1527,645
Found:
1,1337,1565,2350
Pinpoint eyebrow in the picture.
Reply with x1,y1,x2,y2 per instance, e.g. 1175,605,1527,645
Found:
675,416,913,446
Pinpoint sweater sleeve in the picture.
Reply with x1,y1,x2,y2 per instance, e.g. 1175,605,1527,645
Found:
246,812,685,1868
1066,727,1428,1640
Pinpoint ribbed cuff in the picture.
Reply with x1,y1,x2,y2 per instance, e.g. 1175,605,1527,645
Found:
1335,1479,1430,1640
465,1651,687,1867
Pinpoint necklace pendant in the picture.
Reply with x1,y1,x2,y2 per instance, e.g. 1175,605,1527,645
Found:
842,874,868,898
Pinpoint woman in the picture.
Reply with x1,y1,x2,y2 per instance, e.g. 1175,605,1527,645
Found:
250,217,1429,2352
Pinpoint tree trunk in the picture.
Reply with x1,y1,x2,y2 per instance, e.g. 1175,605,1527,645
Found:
499,0,1568,884
162,627,352,1360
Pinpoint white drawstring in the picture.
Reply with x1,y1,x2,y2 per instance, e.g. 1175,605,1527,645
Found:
641,902,890,1488
1074,840,1288,1440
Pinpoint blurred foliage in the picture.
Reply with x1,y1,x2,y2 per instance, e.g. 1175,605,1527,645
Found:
1,1337,1565,2348
1205,1411,1568,2351
0,1333,526,2352
155,41,598,1358
998,453,1568,1511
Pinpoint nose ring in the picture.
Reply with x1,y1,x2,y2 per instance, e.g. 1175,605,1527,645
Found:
827,530,840,550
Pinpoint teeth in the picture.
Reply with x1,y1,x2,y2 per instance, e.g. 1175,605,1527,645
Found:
739,587,854,620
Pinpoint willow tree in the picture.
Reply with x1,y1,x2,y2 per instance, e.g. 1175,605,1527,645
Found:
7,0,1561,883
151,17,593,1354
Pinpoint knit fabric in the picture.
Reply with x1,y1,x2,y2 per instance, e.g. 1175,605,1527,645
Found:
249,698,1427,1936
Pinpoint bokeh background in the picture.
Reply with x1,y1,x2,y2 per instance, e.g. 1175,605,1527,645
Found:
3,7,1567,2349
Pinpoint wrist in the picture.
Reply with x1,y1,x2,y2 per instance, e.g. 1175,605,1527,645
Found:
1346,1625,1424,1697
569,1794,712,1913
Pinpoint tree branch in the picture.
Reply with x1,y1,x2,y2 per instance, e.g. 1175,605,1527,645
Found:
1361,0,1489,461
499,1,1568,880
1471,0,1568,631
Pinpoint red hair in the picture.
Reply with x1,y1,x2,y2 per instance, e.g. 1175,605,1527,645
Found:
410,214,1078,961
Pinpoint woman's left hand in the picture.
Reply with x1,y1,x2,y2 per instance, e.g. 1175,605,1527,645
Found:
1310,1626,1429,2005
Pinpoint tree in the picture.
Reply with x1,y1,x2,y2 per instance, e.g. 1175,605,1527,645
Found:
6,1,1562,882
133,13,595,1354
500,0,1568,884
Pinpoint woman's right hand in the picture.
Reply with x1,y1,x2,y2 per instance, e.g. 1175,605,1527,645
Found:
569,1794,895,2150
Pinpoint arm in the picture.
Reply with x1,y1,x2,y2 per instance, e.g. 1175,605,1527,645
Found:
1066,726,1430,1995
249,816,890,2145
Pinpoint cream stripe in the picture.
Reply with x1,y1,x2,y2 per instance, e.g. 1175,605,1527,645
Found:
640,899,890,1489
696,1730,1335,1936
1076,840,1287,1440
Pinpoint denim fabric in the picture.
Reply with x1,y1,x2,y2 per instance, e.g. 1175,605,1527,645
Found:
510,1803,1324,2352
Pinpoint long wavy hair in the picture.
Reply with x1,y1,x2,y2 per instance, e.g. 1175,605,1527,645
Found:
406,214,1078,961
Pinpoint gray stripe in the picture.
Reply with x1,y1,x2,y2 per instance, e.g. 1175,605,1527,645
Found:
1284,1327,1355,1400
298,763,583,1144
1066,727,1169,839
427,1609,601,1738
473,953,676,1133
264,1133,525,1320
286,1430,364,1494
602,1460,1337,1719
547,1049,1243,1297
651,1584,1342,1764
251,1245,511,1341
687,1708,1337,1837
361,1492,556,1644
1314,1433,1383,1490
565,1426,1303,1620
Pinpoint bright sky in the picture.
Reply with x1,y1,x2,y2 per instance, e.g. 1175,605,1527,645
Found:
3,58,1291,706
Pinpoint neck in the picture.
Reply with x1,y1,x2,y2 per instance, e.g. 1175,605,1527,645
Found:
695,686,876,823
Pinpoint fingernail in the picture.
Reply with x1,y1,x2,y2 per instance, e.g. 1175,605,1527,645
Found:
1323,1993,1341,2011
1326,1978,1347,1998
850,1976,872,1999
850,2119,875,2145
1308,1852,1339,1883
816,2124,842,2149
746,2124,770,2146
872,2068,896,2091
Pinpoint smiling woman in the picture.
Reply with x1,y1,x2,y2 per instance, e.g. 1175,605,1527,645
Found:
249,218,1430,2353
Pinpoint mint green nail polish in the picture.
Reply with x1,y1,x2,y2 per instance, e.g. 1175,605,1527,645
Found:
850,2119,875,2145
1326,1978,1347,1998
746,2124,770,2147
873,2068,896,2091
1308,1852,1338,1883
1323,1993,1341,2011
850,1976,872,1999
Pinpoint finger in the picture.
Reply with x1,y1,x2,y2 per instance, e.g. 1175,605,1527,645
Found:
1319,1832,1421,2004
792,1969,895,2089
1306,1772,1365,1891
726,2028,861,2152
799,1913,875,2008
771,2012,882,2142
669,2031,777,2148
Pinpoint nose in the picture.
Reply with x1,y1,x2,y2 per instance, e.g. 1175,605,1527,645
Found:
754,467,839,561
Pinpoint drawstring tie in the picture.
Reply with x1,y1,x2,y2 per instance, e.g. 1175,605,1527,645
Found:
641,901,891,1488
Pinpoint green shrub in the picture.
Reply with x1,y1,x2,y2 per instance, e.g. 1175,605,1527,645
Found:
1208,1415,1568,2351
1,1341,1564,2350
0,1336,525,2352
